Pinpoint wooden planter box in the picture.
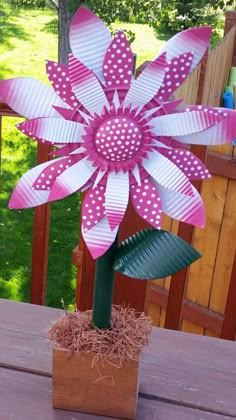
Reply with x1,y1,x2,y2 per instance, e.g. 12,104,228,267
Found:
52,348,140,419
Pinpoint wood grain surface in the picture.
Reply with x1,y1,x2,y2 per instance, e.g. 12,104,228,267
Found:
0,299,236,419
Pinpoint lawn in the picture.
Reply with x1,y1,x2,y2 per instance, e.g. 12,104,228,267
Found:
0,7,166,308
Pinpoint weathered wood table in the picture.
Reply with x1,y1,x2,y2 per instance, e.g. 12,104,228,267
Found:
0,298,235,419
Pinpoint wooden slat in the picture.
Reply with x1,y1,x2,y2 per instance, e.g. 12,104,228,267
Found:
30,143,52,305
1,299,236,418
221,252,236,340
164,146,206,331
150,284,223,335
0,103,19,117
137,398,232,420
205,150,236,180
2,367,233,420
202,26,236,107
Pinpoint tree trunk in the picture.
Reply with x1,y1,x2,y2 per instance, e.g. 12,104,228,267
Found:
58,0,73,64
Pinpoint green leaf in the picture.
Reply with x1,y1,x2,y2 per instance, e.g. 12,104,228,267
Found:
113,229,201,280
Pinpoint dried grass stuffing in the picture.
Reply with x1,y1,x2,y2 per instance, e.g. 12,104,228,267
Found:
48,305,152,366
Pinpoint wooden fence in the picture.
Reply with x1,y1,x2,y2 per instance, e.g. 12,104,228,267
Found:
148,15,236,339
0,11,236,340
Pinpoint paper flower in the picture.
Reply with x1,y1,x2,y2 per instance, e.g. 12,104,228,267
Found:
1,7,236,259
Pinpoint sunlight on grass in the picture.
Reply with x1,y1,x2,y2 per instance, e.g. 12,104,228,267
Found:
0,8,166,308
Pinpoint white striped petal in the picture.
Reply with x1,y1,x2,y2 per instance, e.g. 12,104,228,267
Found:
0,78,67,119
143,150,193,196
69,55,109,115
82,217,118,259
18,118,85,144
157,183,205,227
150,111,223,137
105,171,129,230
69,7,112,82
123,54,166,110
93,169,107,188
131,165,141,186
49,157,97,201
174,109,236,145
157,26,211,72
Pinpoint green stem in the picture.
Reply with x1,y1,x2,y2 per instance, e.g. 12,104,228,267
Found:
92,235,118,329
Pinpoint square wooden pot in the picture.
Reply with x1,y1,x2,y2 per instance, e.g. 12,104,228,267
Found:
52,348,139,419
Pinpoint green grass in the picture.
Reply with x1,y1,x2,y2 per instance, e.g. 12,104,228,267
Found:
0,7,166,308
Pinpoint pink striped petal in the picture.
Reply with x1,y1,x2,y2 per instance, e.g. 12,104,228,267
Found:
32,157,76,190
105,171,129,230
174,108,236,145
156,52,194,102
103,31,133,90
46,60,80,109
123,53,166,109
157,26,211,72
8,159,63,208
49,157,97,201
69,55,109,114
0,78,66,118
81,185,106,231
82,216,118,259
69,6,112,81
131,178,162,228
157,184,205,227
143,150,193,196
160,148,211,180
17,118,85,144
151,110,224,137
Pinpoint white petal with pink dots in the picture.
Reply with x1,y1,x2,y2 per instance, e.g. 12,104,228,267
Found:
151,110,224,137
69,7,112,82
131,178,162,228
46,60,80,109
49,157,97,201
105,171,129,230
123,54,166,110
0,78,67,119
103,31,134,90
157,183,205,227
17,118,85,144
69,55,109,114
82,184,106,231
82,216,119,259
143,150,193,196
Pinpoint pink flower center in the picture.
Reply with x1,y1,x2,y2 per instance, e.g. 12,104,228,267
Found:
94,116,142,162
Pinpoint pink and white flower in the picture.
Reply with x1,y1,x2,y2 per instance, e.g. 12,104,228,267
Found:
1,7,236,258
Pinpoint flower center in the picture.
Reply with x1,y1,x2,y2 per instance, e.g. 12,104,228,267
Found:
94,116,142,161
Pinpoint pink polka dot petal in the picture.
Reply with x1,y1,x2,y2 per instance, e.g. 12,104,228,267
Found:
32,157,75,191
81,184,106,231
46,60,80,109
131,178,162,228
160,148,211,180
103,31,134,90
155,51,194,102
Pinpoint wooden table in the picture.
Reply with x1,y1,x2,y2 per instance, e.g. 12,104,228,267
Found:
0,299,235,419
